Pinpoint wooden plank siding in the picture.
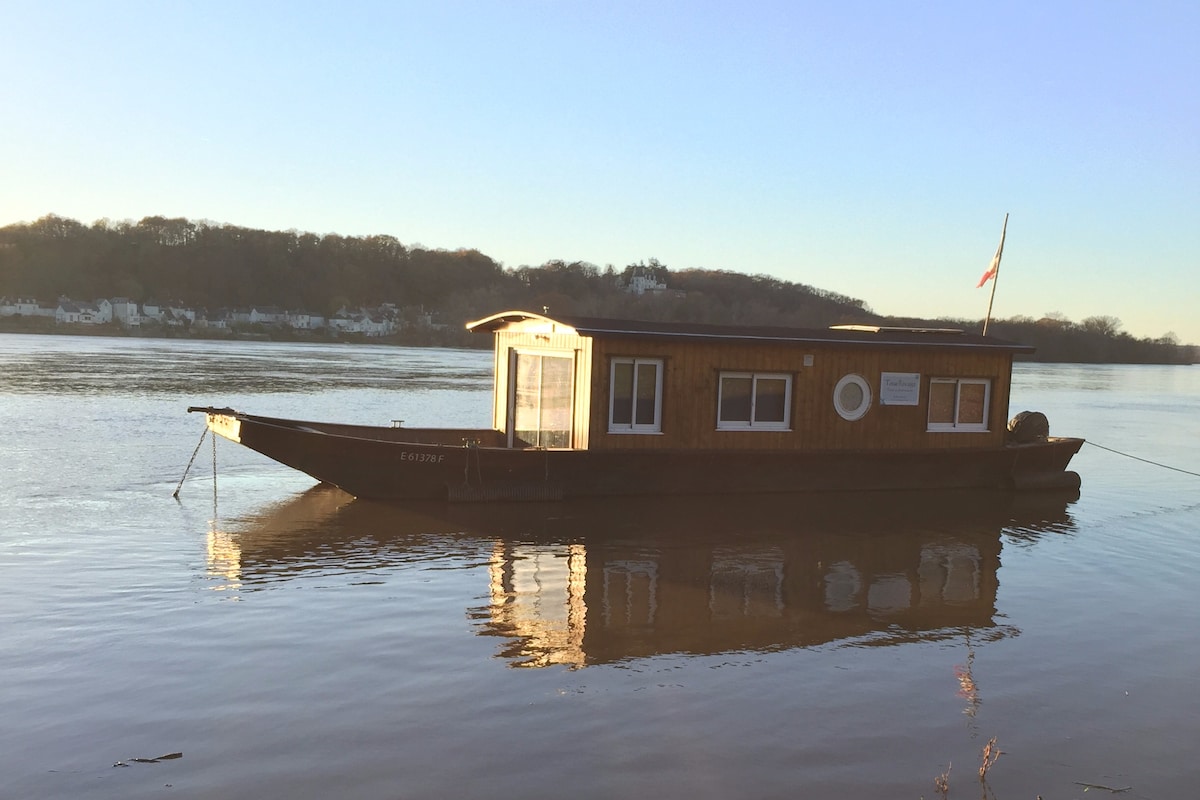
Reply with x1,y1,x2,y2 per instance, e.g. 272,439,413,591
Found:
481,316,1017,453
582,337,1013,452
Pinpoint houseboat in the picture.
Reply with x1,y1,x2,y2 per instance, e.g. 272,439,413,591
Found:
189,310,1083,501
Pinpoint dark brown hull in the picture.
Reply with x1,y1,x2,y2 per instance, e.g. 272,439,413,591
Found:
192,408,1083,501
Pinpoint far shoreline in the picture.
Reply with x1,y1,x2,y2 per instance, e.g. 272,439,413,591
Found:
1,317,1193,365
0,318,489,350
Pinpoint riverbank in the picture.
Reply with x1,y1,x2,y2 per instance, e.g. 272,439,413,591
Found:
2,316,1192,364
0,317,486,349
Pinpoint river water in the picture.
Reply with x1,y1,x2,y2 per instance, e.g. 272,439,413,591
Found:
1,334,1197,799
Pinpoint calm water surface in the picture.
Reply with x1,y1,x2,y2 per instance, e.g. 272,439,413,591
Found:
1,333,1198,799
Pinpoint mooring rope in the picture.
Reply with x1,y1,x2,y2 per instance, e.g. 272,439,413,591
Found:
172,426,210,498
1085,440,1200,479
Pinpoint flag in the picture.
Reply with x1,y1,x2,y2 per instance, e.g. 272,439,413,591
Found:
976,216,1008,288
976,254,1000,288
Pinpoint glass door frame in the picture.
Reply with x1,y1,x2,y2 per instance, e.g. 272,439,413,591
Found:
506,348,577,448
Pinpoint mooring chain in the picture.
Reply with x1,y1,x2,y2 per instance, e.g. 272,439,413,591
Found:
172,426,210,499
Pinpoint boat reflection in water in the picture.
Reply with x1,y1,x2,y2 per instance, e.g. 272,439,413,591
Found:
208,487,1078,666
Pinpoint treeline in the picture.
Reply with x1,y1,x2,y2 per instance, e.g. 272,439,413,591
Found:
0,214,1193,363
888,314,1192,364
0,215,515,321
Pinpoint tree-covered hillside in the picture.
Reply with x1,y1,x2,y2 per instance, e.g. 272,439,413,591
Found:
0,216,877,332
0,215,1192,363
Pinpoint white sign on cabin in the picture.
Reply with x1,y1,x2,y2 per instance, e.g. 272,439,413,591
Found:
880,372,921,406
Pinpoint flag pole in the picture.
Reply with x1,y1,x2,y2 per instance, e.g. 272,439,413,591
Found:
982,213,1008,336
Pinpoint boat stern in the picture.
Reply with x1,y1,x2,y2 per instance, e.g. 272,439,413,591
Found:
1007,436,1085,491
188,406,243,444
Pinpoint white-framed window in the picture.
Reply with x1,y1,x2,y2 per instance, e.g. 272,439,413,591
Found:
834,373,872,421
609,357,663,433
717,372,792,430
927,378,991,432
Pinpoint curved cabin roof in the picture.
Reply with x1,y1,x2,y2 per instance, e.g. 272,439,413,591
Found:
465,310,1035,353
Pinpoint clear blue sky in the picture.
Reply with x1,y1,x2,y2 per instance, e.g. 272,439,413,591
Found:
3,1,1197,343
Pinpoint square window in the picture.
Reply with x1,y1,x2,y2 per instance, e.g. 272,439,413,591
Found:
717,372,792,430
609,358,663,433
927,378,991,432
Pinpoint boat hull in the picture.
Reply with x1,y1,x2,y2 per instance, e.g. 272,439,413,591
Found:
191,408,1083,502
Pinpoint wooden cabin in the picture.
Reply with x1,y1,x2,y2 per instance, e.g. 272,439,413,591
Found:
466,311,1032,453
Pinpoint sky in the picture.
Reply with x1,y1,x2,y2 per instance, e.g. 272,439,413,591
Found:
2,1,1197,343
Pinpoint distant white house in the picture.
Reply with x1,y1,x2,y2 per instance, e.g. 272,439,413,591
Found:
141,302,163,322
89,299,113,323
1,298,17,316
249,306,286,325
329,309,392,336
55,300,82,324
1,297,42,317
625,274,667,295
328,310,359,333
166,304,195,323
286,310,326,330
162,308,190,327
111,298,140,326
410,309,434,328
193,310,227,330
52,298,110,325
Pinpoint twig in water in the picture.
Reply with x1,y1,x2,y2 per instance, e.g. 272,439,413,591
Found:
934,762,951,799
978,737,1003,780
1073,781,1132,793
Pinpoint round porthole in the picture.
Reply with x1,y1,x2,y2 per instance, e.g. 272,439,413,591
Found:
834,374,871,421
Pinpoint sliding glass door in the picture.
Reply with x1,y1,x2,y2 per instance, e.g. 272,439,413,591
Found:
510,352,574,448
